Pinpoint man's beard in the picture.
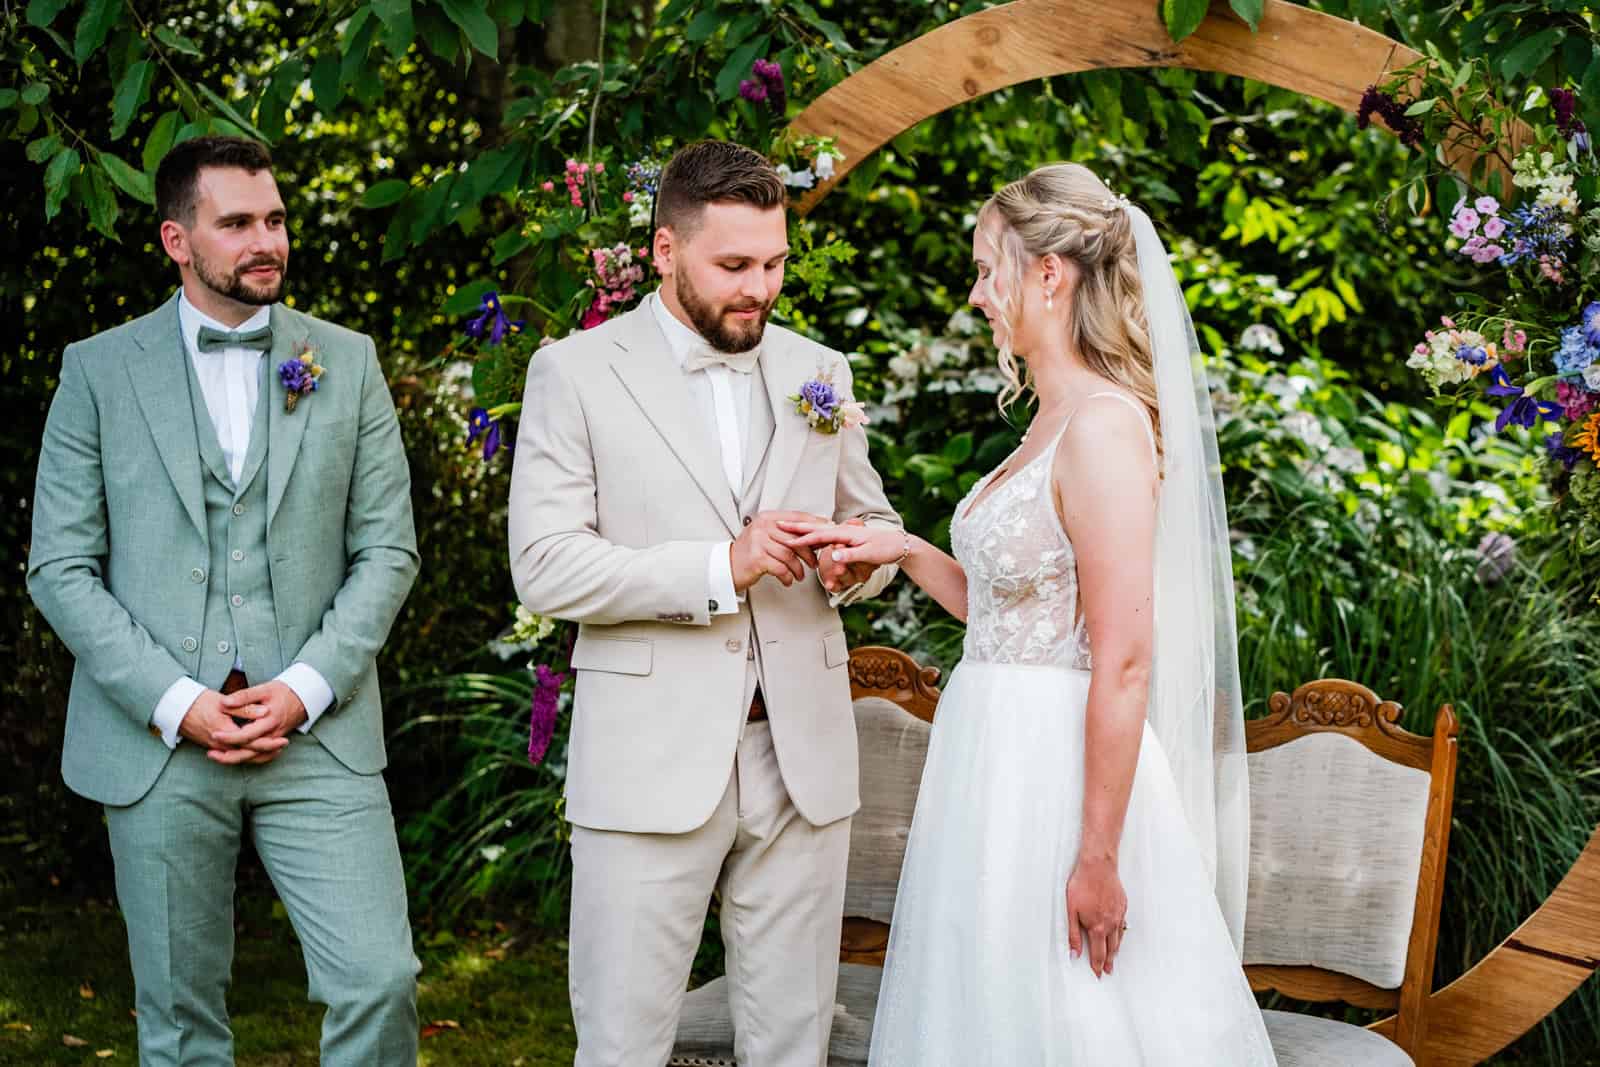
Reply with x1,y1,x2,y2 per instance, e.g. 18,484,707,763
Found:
677,271,771,353
192,249,287,306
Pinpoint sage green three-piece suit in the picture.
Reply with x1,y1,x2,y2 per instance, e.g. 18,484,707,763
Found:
28,293,422,1065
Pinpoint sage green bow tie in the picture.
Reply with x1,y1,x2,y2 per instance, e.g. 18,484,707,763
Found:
196,323,273,353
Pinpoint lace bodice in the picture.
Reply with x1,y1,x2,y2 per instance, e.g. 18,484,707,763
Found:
951,428,1092,670
951,393,1156,669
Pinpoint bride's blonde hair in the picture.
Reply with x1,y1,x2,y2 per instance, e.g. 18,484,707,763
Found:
978,163,1161,452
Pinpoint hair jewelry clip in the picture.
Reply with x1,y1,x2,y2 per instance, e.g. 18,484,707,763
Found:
1102,192,1132,212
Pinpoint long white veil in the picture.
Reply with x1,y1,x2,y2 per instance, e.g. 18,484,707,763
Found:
1127,203,1250,955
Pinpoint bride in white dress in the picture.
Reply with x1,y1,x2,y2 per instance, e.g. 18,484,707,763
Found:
785,164,1277,1065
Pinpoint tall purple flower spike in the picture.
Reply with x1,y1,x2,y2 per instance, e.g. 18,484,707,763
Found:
527,663,566,765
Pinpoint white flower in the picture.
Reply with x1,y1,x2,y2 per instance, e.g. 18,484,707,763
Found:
814,152,835,180
1238,323,1284,355
627,196,653,228
887,353,921,381
777,164,815,189
837,399,869,429
1326,446,1367,474
1282,410,1331,450
1584,363,1600,390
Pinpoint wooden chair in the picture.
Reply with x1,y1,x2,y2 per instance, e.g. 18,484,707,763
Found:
1244,679,1460,1066
669,646,941,1067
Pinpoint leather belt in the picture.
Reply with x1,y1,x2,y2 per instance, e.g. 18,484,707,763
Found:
748,689,767,722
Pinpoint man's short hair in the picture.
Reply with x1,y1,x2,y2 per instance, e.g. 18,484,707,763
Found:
155,135,275,226
655,140,786,235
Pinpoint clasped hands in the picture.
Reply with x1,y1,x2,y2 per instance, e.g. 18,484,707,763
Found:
178,681,308,766
731,511,887,595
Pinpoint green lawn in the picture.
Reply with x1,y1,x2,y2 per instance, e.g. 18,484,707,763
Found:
0,893,577,1065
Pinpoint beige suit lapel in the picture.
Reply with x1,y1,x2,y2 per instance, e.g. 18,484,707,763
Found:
758,338,812,512
741,357,776,507
607,305,742,537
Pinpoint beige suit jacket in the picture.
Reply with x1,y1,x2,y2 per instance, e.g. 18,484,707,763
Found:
508,302,901,833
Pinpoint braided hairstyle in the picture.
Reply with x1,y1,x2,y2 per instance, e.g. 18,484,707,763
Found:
978,163,1161,454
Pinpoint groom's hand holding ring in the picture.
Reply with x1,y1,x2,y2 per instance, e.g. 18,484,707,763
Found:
209,681,309,766
731,510,825,592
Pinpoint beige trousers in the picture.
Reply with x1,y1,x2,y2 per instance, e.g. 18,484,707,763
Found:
568,720,851,1067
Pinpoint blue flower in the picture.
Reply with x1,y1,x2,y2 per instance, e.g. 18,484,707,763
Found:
1498,205,1571,266
467,406,509,460
1582,302,1600,348
1545,432,1582,470
465,291,525,346
799,379,837,419
1485,365,1564,432
1455,343,1488,366
1554,325,1598,376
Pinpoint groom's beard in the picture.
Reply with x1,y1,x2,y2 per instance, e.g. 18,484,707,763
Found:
192,249,288,306
677,272,772,353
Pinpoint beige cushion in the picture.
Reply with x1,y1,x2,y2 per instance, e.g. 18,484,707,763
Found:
670,963,883,1066
843,697,933,925
1243,732,1431,988
1261,1009,1414,1067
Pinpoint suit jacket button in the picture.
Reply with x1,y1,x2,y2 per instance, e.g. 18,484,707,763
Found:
725,638,742,653
216,640,230,654
190,567,206,582
233,503,245,516
742,516,752,526
181,637,198,653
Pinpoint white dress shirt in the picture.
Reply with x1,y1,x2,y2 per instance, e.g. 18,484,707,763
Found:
148,292,335,747
648,293,749,616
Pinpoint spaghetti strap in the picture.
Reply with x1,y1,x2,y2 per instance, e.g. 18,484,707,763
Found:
1060,390,1158,463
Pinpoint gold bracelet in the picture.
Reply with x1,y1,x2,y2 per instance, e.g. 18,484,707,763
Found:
893,532,912,566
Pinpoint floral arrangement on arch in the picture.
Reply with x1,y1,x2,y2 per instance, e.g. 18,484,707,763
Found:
1366,56,1600,538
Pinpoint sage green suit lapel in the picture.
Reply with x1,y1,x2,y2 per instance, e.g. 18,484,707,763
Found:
125,294,206,539
264,304,311,527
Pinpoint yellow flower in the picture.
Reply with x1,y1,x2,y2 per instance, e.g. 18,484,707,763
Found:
1575,413,1600,463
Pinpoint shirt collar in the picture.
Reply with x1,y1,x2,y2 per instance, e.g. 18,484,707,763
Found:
177,289,272,359
647,290,711,370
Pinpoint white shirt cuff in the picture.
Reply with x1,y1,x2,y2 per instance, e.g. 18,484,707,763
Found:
278,662,336,733
708,541,741,615
152,677,206,749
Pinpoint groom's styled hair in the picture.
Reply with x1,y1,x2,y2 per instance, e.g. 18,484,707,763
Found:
156,135,275,226
656,140,785,236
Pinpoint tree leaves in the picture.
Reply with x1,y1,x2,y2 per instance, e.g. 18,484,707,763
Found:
437,0,500,61
1498,27,1563,82
142,110,182,172
26,0,72,29
73,0,121,66
1160,0,1208,43
361,179,412,208
196,83,266,140
110,58,154,141
311,51,344,113
153,26,204,57
1229,0,1264,31
43,147,81,221
373,0,417,58
98,151,155,205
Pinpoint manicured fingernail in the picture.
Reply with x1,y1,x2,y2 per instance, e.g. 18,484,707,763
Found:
832,550,842,561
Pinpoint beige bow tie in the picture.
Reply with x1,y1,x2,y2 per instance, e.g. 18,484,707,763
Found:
683,344,760,375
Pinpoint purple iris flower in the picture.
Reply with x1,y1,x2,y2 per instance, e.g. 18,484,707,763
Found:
1545,432,1582,470
1485,366,1564,432
800,379,837,419
527,663,567,765
465,290,525,346
467,406,509,460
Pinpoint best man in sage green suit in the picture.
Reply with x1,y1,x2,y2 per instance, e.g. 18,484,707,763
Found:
27,136,421,1066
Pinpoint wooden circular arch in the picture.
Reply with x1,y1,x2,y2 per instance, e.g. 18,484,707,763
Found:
785,0,1427,215
781,1,1596,1060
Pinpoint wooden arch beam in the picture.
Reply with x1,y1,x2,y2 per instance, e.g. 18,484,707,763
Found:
785,0,1419,216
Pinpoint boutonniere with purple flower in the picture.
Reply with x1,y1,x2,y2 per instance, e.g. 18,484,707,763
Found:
277,341,324,413
789,362,868,435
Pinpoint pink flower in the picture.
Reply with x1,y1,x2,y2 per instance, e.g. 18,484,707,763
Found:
1441,317,1456,328
581,303,609,330
1470,243,1505,264
594,163,605,174
1502,323,1527,354
1461,235,1485,254
1557,380,1596,420
541,180,555,192
622,191,634,202
1449,208,1480,238
566,159,580,173
1474,196,1500,214
1539,255,1565,284
1482,216,1506,239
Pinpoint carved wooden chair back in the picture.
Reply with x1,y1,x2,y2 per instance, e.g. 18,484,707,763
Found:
1243,678,1459,1063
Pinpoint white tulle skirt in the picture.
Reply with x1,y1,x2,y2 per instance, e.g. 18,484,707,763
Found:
867,661,1277,1066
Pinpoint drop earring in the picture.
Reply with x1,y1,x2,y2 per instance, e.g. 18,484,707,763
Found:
1045,289,1054,311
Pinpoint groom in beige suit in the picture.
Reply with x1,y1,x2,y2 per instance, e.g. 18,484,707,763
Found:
508,141,902,1065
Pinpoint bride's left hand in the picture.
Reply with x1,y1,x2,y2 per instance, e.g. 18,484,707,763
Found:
778,520,905,568
1066,856,1128,979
